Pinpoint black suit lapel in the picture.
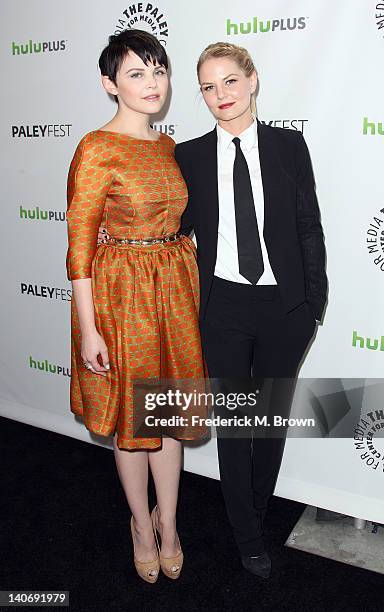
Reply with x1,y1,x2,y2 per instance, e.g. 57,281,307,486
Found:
198,127,219,251
257,119,281,243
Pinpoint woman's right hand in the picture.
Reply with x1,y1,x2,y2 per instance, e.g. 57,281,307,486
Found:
81,329,110,376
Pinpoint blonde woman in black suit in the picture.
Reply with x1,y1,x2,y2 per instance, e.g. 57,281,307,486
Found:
174,42,327,579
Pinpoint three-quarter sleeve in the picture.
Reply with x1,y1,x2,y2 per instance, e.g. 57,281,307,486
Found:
66,134,112,280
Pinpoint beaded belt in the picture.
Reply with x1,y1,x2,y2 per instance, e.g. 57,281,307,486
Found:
106,231,182,246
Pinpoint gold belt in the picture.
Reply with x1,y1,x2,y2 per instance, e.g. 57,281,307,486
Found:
106,232,182,246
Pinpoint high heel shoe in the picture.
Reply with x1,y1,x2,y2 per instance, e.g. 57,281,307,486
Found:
130,515,160,583
151,506,183,579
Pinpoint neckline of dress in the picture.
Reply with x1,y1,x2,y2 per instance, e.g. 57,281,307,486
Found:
94,129,164,143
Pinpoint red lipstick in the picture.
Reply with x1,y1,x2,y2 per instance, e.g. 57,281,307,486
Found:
218,102,235,110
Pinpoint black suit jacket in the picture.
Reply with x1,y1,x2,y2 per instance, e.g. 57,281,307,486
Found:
175,120,327,322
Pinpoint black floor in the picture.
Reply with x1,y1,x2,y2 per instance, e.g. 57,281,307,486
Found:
1,415,383,612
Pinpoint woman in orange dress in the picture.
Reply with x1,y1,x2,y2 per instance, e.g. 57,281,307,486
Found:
66,29,206,583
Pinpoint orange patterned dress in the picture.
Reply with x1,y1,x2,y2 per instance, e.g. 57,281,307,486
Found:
66,130,205,450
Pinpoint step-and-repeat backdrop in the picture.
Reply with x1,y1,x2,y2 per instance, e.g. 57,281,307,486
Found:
1,0,383,522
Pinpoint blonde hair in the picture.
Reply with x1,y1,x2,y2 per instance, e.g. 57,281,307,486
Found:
197,42,257,115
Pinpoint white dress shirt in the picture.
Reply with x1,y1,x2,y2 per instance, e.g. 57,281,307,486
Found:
214,120,277,285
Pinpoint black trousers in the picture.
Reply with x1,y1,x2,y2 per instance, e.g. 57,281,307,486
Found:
200,276,316,556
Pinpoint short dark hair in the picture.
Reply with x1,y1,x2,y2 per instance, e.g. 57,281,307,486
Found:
99,29,168,84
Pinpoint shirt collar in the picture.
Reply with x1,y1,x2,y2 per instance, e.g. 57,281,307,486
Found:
217,119,258,154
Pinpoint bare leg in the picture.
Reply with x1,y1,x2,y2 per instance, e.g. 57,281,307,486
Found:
149,437,182,560
113,433,157,569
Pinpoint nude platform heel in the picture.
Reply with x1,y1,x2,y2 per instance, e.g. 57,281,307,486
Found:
130,515,160,584
151,506,183,579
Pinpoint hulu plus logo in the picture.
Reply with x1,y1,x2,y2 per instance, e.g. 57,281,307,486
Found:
151,123,176,136
12,39,66,55
29,356,71,377
19,205,66,222
362,117,384,135
352,331,384,352
226,16,307,35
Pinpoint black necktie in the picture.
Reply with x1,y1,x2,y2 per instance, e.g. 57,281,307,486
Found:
232,137,264,284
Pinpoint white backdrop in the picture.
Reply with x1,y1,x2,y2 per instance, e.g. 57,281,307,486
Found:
1,0,383,522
